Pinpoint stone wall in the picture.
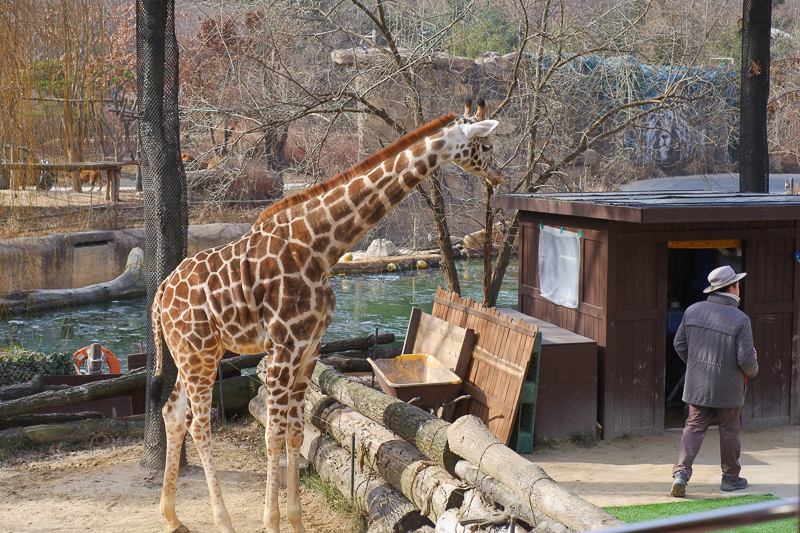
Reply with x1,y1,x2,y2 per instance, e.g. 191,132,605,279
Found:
0,223,251,294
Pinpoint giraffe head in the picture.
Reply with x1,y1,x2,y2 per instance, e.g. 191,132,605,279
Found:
443,97,503,185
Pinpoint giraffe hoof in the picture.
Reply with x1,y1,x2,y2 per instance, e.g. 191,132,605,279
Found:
170,526,190,533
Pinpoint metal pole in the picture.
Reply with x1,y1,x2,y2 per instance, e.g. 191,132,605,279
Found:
217,362,226,425
372,326,378,388
349,433,356,500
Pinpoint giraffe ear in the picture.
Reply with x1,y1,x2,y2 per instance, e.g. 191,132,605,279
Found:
461,120,499,140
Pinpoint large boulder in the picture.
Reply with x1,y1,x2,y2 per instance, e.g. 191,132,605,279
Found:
366,238,397,257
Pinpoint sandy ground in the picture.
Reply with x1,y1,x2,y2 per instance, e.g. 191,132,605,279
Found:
0,422,796,533
0,421,359,533
527,424,800,508
0,186,131,208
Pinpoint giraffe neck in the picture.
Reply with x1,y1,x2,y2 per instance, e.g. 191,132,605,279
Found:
297,133,449,270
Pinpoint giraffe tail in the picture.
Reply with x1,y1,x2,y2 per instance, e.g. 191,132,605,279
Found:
149,280,166,404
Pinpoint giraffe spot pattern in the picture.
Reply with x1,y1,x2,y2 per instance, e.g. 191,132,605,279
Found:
153,108,502,533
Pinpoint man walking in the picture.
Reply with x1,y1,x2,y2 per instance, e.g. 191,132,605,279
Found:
670,265,759,498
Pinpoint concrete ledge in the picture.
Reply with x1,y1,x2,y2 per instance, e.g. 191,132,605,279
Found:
0,223,251,293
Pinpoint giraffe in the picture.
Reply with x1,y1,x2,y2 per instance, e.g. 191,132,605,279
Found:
150,98,502,533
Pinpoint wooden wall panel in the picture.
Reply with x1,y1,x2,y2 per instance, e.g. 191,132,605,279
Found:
603,238,666,438
743,234,796,428
432,289,538,444
518,218,607,345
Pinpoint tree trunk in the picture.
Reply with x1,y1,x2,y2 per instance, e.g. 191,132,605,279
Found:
312,363,457,470
739,0,772,193
0,411,105,430
319,347,401,373
302,386,464,523
447,415,624,532
138,0,189,470
436,488,531,533
0,369,146,418
0,248,145,315
211,375,260,414
0,417,144,446
485,212,521,308
320,333,395,354
0,375,46,401
301,424,431,533
426,174,461,295
453,460,566,533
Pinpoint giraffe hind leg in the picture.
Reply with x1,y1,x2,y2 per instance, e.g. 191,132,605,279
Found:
160,378,190,533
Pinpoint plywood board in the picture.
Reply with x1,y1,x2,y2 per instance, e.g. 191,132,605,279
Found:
431,288,539,445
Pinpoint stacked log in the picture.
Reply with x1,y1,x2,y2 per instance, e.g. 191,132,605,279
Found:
0,334,397,445
302,424,431,532
250,362,625,532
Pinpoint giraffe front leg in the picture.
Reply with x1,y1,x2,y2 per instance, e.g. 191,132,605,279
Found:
286,407,307,533
285,348,318,533
263,411,286,533
186,379,236,533
160,380,190,533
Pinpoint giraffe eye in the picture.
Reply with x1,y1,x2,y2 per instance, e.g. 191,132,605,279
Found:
481,144,492,152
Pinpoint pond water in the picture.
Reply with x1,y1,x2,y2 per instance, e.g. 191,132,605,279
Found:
0,259,518,367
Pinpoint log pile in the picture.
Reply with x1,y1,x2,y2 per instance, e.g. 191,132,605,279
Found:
250,363,625,533
0,334,398,446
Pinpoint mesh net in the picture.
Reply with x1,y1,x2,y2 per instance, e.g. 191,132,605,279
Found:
739,0,772,193
137,0,188,468
0,350,75,387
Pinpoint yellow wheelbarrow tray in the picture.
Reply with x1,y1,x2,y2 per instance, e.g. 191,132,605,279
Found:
367,353,463,407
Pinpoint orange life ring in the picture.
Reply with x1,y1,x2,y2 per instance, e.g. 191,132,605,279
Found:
73,346,122,374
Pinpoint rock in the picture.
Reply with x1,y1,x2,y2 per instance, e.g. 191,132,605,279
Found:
367,238,397,257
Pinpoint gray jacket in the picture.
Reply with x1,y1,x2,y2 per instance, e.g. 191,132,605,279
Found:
674,292,758,408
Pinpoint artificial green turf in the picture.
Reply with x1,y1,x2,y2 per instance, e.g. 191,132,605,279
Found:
605,494,798,533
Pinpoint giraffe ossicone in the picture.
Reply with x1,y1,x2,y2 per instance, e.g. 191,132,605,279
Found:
150,99,502,533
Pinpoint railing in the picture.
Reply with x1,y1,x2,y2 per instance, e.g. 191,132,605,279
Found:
593,497,799,533
0,161,137,171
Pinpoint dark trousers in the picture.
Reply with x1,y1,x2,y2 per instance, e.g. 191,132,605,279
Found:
673,404,742,481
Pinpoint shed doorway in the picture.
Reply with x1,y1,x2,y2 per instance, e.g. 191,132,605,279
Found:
665,241,743,428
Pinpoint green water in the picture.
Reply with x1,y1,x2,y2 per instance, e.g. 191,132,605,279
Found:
0,259,519,365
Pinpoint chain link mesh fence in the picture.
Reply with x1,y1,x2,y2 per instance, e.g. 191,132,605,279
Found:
137,0,188,469
739,0,772,193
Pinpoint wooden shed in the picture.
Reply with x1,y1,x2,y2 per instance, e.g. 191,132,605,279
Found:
494,191,800,439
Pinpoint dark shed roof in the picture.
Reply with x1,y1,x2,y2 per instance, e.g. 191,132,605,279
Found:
494,192,800,224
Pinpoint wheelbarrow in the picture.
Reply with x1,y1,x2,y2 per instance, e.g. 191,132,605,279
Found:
367,354,468,418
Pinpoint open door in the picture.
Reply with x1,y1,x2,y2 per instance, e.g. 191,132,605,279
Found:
665,241,743,428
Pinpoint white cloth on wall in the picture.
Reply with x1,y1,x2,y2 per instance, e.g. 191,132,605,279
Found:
538,225,580,308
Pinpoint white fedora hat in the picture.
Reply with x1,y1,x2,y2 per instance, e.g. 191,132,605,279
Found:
704,265,746,293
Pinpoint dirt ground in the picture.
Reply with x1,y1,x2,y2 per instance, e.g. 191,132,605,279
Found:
0,420,360,533
0,172,264,240
0,421,796,533
527,424,800,508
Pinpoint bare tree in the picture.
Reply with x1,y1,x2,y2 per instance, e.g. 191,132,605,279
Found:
174,0,744,306
481,0,742,306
